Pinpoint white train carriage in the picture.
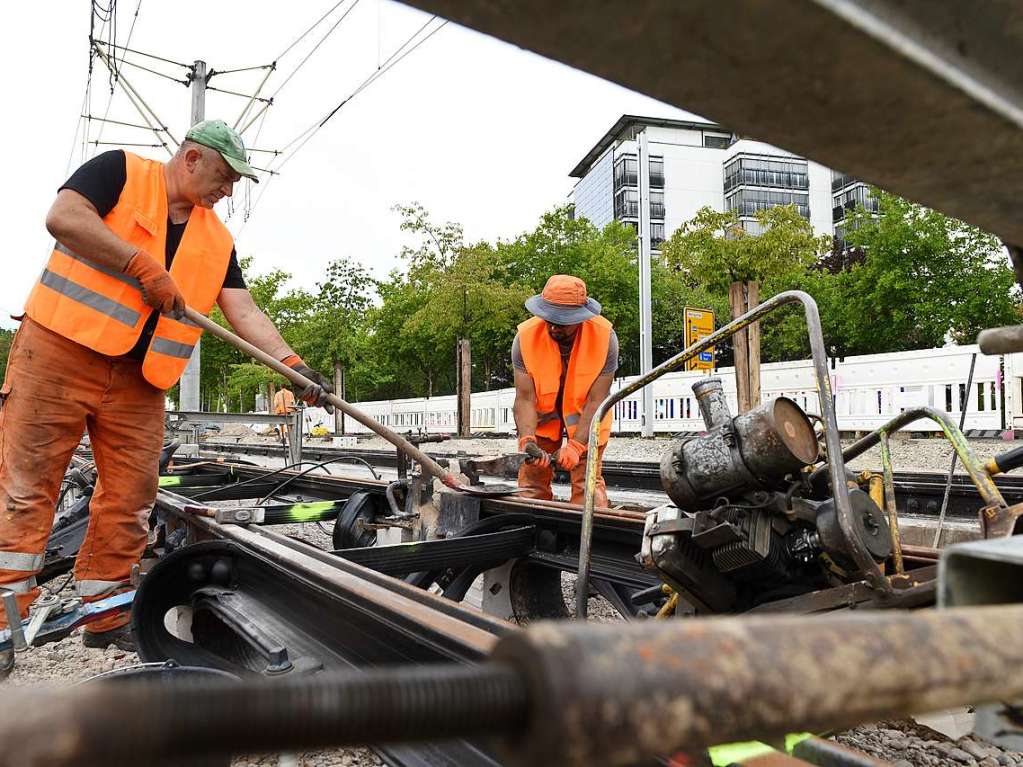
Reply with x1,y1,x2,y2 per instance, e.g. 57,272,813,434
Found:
308,343,1016,437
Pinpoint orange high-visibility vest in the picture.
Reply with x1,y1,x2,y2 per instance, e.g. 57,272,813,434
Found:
517,315,614,446
25,152,233,390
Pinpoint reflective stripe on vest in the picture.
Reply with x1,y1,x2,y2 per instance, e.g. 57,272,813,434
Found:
38,270,142,327
0,551,44,572
150,337,194,359
76,579,125,598
24,152,234,388
3,576,37,594
516,315,614,445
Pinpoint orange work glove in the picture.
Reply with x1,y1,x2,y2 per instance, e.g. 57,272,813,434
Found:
517,435,550,468
124,250,185,318
556,438,587,471
281,354,336,414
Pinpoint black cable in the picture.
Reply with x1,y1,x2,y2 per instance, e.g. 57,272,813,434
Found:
236,17,447,232
189,461,326,500
256,456,383,505
275,0,349,60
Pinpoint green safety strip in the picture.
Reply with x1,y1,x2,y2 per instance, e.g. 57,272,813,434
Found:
289,501,339,521
709,733,812,765
158,476,183,487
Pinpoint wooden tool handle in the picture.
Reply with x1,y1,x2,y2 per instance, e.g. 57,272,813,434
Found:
185,307,460,488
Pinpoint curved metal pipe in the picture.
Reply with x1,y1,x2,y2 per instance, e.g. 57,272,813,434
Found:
575,290,887,618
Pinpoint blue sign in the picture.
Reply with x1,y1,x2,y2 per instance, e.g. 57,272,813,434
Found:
698,352,713,362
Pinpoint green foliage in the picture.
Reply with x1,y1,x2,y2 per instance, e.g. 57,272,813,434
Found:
819,190,1019,354
662,205,831,291
0,328,14,378
189,193,1018,409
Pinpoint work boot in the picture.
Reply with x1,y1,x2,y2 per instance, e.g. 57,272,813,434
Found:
82,624,136,652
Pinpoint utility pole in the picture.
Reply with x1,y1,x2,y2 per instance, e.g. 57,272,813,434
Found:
333,361,346,436
637,130,654,437
179,59,206,411
457,339,471,438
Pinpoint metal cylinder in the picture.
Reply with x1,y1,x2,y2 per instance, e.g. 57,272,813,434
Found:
691,377,731,430
660,396,818,509
492,604,1023,767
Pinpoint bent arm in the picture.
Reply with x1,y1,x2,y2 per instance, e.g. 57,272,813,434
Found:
573,372,615,448
513,368,539,437
217,287,292,360
45,189,137,271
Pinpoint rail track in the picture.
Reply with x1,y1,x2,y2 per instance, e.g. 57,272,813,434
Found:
198,439,1023,520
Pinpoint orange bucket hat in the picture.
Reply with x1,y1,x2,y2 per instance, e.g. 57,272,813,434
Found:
525,275,602,324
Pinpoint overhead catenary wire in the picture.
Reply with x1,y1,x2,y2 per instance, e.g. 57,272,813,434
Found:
275,0,350,61
234,16,447,237
93,0,144,151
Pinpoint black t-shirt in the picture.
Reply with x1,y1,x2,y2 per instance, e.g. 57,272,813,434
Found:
59,150,246,360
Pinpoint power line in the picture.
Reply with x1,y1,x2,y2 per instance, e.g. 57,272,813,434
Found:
269,0,362,103
275,0,349,61
93,0,145,152
235,17,448,236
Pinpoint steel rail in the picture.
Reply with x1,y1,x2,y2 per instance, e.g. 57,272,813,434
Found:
576,290,886,618
8,602,1023,767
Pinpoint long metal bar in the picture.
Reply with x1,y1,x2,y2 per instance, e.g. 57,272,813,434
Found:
185,308,461,489
90,39,191,68
935,353,978,546
80,114,167,131
576,291,884,617
168,410,294,425
91,44,179,154
878,432,904,573
810,406,1006,511
8,602,1023,767
114,57,190,85
206,85,273,103
233,65,277,130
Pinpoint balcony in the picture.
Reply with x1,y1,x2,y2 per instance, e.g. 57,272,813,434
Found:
832,173,857,192
724,168,809,194
614,170,638,190
615,201,639,219
650,203,665,219
733,201,810,219
649,171,665,188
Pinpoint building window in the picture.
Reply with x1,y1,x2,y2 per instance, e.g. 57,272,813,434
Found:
832,184,878,223
651,222,665,250
649,157,664,188
725,189,810,219
614,188,639,219
704,133,731,149
649,190,665,220
723,156,809,194
614,154,638,190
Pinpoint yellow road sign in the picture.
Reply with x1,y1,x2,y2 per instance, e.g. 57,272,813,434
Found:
684,306,715,371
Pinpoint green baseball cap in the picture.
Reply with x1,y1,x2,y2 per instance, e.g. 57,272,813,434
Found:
184,119,260,183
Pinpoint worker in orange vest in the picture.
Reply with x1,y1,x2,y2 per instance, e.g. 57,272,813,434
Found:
0,121,334,653
273,385,298,440
512,275,618,507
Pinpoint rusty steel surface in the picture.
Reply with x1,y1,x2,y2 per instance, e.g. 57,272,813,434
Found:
491,603,1023,767
578,291,886,618
399,0,1023,249
156,489,509,653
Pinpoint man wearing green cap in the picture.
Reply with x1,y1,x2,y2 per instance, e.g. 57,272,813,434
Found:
0,120,334,654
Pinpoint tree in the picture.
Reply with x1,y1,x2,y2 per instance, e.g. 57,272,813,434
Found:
662,206,832,406
822,190,1019,355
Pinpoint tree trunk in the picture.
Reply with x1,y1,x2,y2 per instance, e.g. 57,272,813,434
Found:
729,281,751,413
268,380,276,414
747,280,761,408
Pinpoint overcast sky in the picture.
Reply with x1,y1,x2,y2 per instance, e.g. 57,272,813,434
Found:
1,1,702,326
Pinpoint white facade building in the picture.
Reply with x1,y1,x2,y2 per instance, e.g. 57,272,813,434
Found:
569,115,837,250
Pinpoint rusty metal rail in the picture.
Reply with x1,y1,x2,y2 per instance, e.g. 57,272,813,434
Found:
577,290,886,618
5,602,1023,767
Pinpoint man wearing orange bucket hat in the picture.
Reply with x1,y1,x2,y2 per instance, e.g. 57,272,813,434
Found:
511,275,618,507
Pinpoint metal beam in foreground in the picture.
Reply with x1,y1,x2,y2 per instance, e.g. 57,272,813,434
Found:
400,0,1023,247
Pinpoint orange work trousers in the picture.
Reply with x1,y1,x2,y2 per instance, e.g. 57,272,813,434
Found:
517,434,609,508
0,319,164,633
